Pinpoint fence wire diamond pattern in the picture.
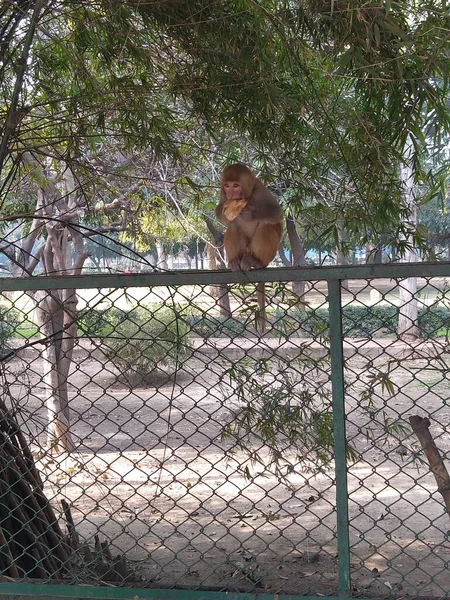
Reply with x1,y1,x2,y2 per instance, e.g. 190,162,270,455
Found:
0,265,449,599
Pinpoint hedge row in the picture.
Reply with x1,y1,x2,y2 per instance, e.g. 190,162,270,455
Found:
76,304,450,339
1,303,449,341
290,304,450,338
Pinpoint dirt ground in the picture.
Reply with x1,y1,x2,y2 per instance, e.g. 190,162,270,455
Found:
3,327,450,599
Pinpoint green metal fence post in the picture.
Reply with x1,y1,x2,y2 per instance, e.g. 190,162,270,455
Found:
328,279,351,597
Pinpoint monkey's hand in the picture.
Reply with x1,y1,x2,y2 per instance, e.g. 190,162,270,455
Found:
238,205,256,222
223,198,247,221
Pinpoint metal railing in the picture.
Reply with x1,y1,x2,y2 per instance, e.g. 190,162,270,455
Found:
0,262,449,599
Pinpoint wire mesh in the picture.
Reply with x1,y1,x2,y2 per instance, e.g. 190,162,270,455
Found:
0,266,449,599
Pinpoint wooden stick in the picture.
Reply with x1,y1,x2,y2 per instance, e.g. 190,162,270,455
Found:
0,525,20,578
0,397,43,490
61,499,79,549
101,540,113,561
0,401,75,578
82,542,94,563
409,415,450,516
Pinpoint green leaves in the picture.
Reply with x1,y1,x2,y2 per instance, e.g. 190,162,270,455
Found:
1,0,449,253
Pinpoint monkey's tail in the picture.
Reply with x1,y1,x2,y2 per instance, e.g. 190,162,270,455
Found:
256,282,266,333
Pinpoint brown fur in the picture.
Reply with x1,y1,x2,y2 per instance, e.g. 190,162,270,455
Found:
216,164,284,331
220,164,256,199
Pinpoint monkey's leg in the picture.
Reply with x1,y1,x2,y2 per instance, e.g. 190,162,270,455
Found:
224,225,247,272
240,253,265,271
242,222,282,270
245,223,283,331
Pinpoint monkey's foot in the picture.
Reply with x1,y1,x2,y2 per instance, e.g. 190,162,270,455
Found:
228,257,244,272
240,254,265,271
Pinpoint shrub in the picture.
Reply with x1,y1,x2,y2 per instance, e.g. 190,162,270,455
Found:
79,302,450,345
341,305,398,337
101,306,191,384
187,315,247,338
418,305,450,338
293,304,450,338
0,306,20,339
0,306,21,359
76,307,126,338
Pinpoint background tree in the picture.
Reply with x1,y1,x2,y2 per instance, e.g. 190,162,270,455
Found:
1,0,450,451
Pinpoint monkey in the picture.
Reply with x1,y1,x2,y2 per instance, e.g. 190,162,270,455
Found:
216,163,283,331
216,164,283,272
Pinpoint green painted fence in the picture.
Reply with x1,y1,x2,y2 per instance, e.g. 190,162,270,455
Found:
0,263,448,599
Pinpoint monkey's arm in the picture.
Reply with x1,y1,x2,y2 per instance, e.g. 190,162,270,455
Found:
215,203,231,226
240,202,283,223
239,180,283,224
240,198,283,224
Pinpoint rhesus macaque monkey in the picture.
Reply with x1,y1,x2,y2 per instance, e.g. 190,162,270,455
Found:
216,164,283,331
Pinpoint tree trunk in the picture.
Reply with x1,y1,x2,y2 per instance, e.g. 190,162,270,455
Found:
336,217,348,266
7,158,89,453
398,151,419,341
409,415,450,519
204,217,231,318
280,214,307,298
182,244,192,269
335,216,349,290
398,260,419,340
35,291,75,453
156,241,168,270
206,242,231,318
366,242,382,264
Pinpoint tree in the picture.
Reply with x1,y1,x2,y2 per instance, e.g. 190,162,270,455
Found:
420,196,450,258
2,0,450,453
398,145,420,340
1,149,152,451
291,2,450,338
279,213,308,296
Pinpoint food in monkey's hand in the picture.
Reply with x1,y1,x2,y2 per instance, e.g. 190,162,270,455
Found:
222,198,247,221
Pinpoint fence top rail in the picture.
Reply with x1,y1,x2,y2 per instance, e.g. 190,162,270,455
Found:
0,262,449,291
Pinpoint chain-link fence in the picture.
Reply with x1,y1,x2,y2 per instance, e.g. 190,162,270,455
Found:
0,264,450,599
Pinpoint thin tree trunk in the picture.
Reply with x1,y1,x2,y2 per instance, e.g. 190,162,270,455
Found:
409,415,450,519
336,217,348,266
336,216,349,290
398,264,419,340
156,241,168,270
206,242,231,318
398,151,419,341
366,243,382,264
28,161,88,452
182,244,192,269
204,217,231,318
35,291,74,453
280,214,307,298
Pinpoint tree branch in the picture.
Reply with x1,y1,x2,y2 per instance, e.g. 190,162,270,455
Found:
278,242,291,267
0,0,47,178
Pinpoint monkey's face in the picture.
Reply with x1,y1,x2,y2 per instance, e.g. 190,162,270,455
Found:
223,181,243,200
